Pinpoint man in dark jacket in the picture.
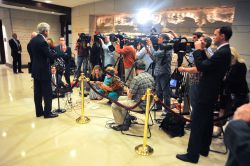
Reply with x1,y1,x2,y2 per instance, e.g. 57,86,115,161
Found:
28,22,58,119
55,37,72,86
176,26,232,163
27,32,37,73
9,33,23,74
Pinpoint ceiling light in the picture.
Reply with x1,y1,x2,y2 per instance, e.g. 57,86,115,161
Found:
45,0,52,3
136,8,152,24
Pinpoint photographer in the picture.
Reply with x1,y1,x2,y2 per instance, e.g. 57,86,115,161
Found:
100,36,115,68
148,33,172,114
115,38,136,86
111,60,154,131
55,37,72,86
176,26,232,164
74,33,91,78
90,34,102,68
136,38,154,75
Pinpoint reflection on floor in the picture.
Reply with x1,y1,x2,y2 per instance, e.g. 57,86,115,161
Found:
0,65,227,166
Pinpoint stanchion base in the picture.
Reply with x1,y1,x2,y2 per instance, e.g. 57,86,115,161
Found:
135,144,154,156
53,109,66,114
76,116,90,124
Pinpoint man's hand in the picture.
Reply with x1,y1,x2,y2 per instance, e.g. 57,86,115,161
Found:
233,103,250,122
178,66,185,72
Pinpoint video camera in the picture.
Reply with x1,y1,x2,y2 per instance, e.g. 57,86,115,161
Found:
109,33,126,48
94,33,105,43
172,37,194,53
77,33,91,43
135,34,173,51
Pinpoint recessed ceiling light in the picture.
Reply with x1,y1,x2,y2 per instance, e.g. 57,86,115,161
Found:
51,11,55,14
45,0,52,3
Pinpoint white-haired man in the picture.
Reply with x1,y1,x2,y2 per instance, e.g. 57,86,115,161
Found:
28,22,58,118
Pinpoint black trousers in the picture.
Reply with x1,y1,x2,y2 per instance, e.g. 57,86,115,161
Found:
187,100,215,160
34,79,52,116
12,54,22,73
64,68,71,86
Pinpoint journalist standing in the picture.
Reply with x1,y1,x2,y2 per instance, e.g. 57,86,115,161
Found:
9,33,23,74
100,36,115,68
28,22,58,118
176,26,232,163
74,33,90,78
55,37,72,86
148,34,172,113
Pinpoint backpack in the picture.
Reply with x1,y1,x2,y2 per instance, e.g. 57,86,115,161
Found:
159,113,185,138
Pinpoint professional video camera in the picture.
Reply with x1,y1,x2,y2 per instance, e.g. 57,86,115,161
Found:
135,34,173,51
77,33,91,43
109,33,126,48
94,33,105,43
172,37,194,54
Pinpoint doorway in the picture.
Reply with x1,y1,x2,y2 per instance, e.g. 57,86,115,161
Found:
0,19,6,64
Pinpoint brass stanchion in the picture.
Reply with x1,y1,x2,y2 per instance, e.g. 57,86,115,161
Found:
76,73,90,124
135,88,153,156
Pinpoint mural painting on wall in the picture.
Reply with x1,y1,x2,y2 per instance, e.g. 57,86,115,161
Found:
96,6,235,36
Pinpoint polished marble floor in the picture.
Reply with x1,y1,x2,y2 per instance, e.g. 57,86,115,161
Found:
0,65,227,166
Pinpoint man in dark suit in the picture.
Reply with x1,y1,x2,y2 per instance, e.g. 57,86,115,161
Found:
176,26,232,163
9,33,23,74
55,37,72,86
27,32,37,73
51,65,66,98
28,22,58,119
224,103,250,166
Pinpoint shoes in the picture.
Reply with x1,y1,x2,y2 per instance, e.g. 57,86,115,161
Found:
18,71,24,73
128,115,137,121
176,154,198,164
107,100,112,105
200,151,209,157
110,125,129,131
53,109,66,114
44,112,58,118
36,113,44,117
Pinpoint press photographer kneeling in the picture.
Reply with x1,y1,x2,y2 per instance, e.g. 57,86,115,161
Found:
111,60,154,131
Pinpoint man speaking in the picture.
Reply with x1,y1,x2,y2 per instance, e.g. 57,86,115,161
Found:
28,22,58,118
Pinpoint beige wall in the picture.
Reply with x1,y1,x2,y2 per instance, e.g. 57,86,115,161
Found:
72,0,250,87
72,0,250,56
0,7,61,66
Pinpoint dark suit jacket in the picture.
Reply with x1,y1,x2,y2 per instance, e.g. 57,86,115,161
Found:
28,34,52,80
27,41,32,62
9,38,22,57
193,44,231,103
51,74,65,89
224,120,250,166
55,45,72,70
